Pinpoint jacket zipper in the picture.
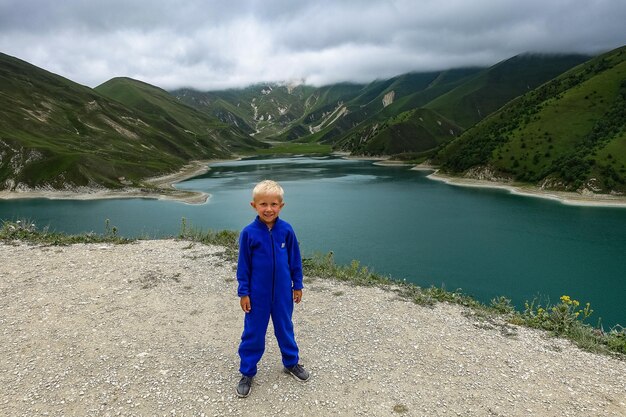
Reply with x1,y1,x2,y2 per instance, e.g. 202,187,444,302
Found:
269,227,275,303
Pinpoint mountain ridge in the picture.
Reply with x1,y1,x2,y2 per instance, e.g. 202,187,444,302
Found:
5,48,623,196
172,53,589,158
434,46,626,194
0,53,263,191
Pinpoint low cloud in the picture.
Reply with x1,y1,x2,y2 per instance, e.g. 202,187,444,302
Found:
1,0,624,90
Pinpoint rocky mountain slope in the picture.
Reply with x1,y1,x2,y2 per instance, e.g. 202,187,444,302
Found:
174,54,589,158
3,48,617,193
0,53,263,191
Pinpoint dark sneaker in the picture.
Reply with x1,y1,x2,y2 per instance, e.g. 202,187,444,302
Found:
236,376,253,398
284,364,310,382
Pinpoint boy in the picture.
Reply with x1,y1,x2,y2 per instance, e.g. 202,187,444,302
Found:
236,180,310,398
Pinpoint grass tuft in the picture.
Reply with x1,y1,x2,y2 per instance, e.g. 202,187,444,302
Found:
300,249,625,357
512,295,626,355
0,219,132,245
178,217,239,261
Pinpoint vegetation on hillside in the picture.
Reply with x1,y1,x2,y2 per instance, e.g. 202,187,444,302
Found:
174,82,324,140
335,108,461,156
425,54,590,129
0,53,263,190
435,46,626,193
174,54,588,164
3,46,623,193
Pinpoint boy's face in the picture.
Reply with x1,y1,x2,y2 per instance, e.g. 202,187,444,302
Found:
251,193,284,226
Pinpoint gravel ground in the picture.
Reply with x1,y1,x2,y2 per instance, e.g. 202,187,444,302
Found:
1,240,625,417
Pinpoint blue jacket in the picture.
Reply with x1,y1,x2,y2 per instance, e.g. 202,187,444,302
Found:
237,216,303,299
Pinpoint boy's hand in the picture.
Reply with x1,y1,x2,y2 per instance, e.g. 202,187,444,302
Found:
293,289,303,304
240,296,251,313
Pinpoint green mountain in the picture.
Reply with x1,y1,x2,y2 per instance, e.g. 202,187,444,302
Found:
1,49,606,192
173,71,480,149
333,108,462,156
435,46,626,194
0,53,261,190
280,72,456,145
334,55,590,157
94,77,262,152
175,54,588,158
328,69,479,155
425,54,591,129
173,81,380,142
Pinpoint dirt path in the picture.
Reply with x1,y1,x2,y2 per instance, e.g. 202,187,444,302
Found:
1,240,625,416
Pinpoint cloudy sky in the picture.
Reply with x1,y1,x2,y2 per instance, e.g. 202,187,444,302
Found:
1,0,625,91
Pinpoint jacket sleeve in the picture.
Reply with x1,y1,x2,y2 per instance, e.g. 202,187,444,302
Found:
236,230,252,297
287,229,304,290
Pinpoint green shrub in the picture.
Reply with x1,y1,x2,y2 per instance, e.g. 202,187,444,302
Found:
178,217,239,260
514,294,626,355
490,296,515,314
0,219,131,245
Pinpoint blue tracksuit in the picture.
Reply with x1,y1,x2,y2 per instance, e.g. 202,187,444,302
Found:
237,216,304,377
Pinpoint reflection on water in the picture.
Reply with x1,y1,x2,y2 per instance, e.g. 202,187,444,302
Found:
186,157,372,185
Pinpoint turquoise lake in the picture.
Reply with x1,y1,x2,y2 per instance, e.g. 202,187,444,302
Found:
1,156,625,327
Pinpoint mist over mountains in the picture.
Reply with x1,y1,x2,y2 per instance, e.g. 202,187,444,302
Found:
172,54,589,153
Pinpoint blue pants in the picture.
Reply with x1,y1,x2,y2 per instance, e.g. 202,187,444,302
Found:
238,296,299,377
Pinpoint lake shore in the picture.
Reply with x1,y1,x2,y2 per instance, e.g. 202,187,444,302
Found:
339,154,414,167
1,239,625,416
4,154,626,208
0,159,234,205
341,155,626,207
425,170,626,208
337,153,388,161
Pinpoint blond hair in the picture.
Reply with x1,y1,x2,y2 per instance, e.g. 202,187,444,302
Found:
252,180,284,201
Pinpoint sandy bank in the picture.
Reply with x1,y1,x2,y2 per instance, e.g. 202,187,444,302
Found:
339,154,413,166
342,154,626,207
4,154,625,208
1,240,625,416
0,159,235,205
426,171,626,208
336,152,388,162
372,160,414,167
